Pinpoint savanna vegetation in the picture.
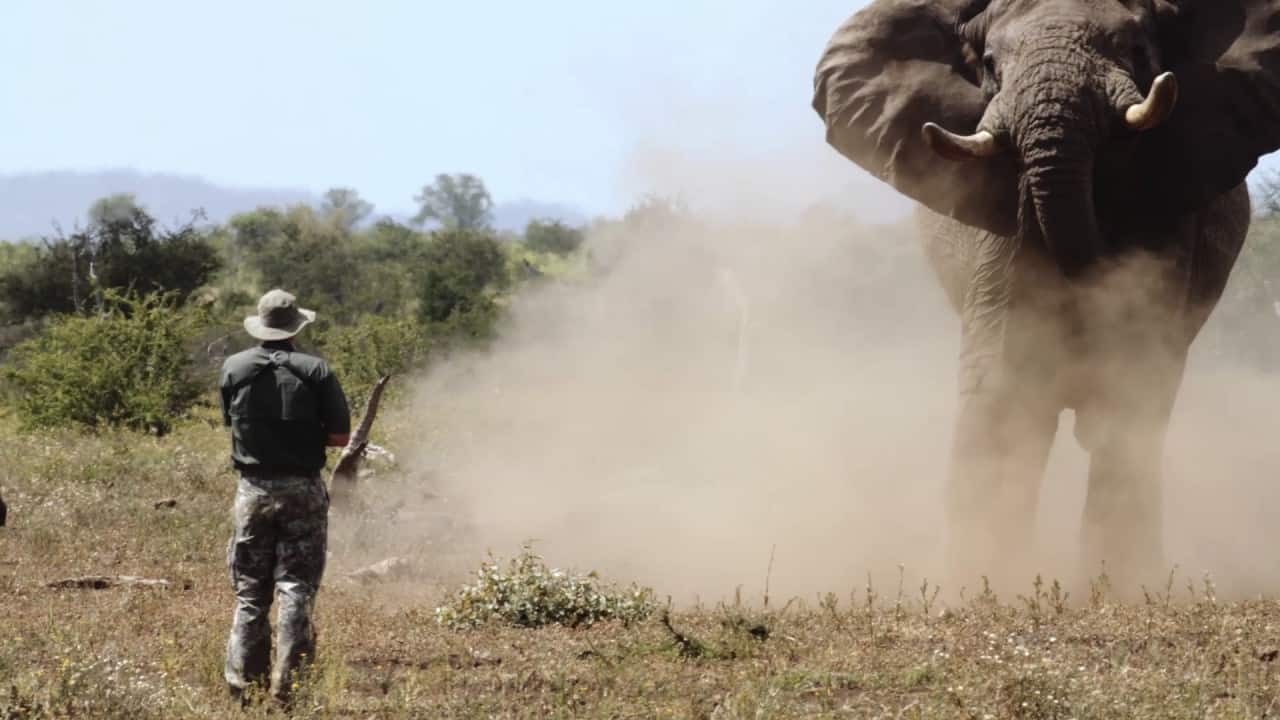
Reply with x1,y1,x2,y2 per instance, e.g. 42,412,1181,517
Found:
0,175,587,429
3,173,1280,717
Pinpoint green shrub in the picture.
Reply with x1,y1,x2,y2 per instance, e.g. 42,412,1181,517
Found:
416,228,509,336
3,291,204,435
506,242,588,282
311,314,428,411
523,219,584,256
435,545,656,629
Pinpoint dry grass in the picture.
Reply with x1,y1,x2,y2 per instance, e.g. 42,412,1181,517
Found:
1,406,1279,718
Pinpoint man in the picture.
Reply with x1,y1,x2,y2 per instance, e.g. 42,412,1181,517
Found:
219,289,350,705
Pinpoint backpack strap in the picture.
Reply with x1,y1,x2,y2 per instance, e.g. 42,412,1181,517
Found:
228,350,317,394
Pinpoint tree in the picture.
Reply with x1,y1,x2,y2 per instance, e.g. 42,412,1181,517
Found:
0,195,220,322
416,228,509,334
225,206,287,255
80,195,219,304
355,219,428,264
225,205,362,320
88,193,145,228
320,187,374,230
349,219,431,316
523,219,585,255
0,244,39,322
412,173,493,230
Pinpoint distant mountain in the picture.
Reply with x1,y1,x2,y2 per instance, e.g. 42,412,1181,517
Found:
0,170,315,240
0,170,588,240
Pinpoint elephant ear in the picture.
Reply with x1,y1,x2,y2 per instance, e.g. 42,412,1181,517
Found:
1133,0,1280,213
813,0,1019,236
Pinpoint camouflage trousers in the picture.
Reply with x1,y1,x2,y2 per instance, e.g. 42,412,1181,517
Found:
224,473,328,703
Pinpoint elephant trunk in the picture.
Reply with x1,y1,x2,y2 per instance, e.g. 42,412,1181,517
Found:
1020,142,1100,277
1010,40,1107,277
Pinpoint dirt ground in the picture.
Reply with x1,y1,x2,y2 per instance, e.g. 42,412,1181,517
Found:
1,407,1278,719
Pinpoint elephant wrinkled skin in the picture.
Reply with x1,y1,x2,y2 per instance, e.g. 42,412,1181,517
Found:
813,0,1280,588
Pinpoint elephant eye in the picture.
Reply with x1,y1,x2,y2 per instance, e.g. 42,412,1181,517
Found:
983,54,1000,83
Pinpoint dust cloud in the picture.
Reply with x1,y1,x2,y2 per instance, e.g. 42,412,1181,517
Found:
381,196,1280,606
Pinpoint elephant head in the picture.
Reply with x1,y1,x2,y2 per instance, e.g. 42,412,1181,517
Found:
814,0,1280,276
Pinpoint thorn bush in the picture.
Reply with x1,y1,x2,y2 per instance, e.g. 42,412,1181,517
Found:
2,290,204,435
434,545,656,629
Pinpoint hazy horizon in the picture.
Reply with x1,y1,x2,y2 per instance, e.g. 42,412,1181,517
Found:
0,1,931,227
2,1,1276,228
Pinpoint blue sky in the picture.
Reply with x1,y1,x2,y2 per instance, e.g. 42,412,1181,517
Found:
0,1,1274,222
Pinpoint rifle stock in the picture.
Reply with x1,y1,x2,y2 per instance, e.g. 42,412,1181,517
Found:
329,375,391,507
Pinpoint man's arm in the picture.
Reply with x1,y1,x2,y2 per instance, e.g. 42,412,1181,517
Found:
218,370,233,427
316,366,352,448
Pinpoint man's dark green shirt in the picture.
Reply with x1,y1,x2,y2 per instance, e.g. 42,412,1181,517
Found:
219,341,351,476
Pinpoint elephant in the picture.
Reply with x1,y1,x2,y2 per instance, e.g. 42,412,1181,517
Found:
812,0,1280,587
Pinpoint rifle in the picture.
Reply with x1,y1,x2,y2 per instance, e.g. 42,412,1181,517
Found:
329,375,391,508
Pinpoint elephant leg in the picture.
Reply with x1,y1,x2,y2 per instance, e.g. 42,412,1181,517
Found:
1080,426,1164,590
946,383,1059,593
1078,348,1186,592
939,222,1072,593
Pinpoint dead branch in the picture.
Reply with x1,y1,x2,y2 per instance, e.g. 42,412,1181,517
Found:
660,610,709,659
47,575,181,590
346,557,413,585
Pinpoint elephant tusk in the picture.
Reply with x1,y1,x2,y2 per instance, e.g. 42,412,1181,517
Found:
1124,72,1178,131
921,123,1003,161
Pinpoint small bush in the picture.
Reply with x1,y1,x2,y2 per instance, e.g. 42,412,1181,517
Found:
3,291,204,435
435,545,656,629
1,653,178,720
311,314,429,411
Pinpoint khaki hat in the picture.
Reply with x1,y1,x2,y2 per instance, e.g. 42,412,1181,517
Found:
244,289,316,341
